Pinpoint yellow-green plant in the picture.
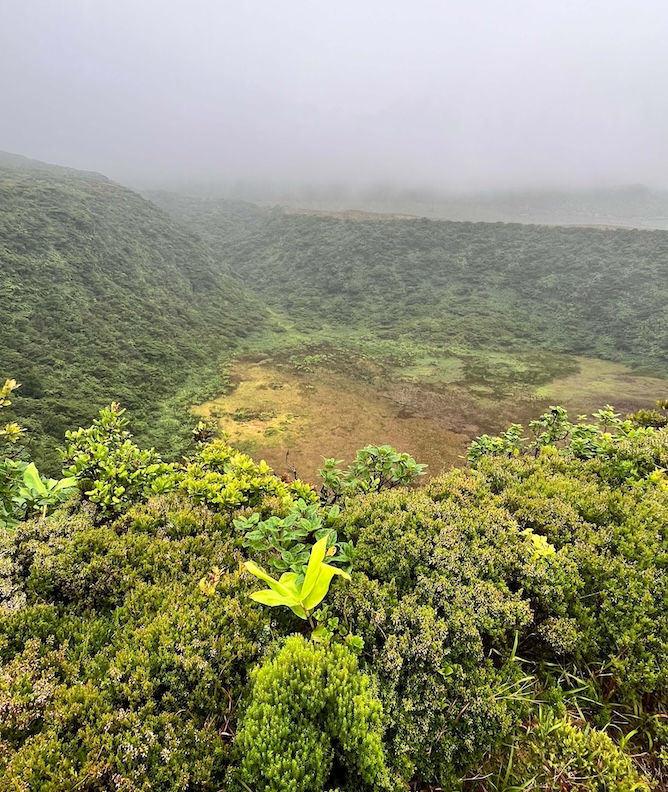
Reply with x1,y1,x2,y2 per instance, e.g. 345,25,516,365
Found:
243,535,350,623
234,635,396,792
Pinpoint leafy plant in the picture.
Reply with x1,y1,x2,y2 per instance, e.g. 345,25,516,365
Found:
0,378,25,449
181,438,315,513
628,399,668,429
15,462,76,518
59,403,177,518
0,379,75,528
243,535,351,623
468,404,654,465
234,499,353,575
319,444,427,504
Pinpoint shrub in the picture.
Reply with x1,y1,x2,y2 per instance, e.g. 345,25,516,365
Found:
59,403,176,519
319,444,426,504
1,379,75,529
0,492,278,790
233,635,396,792
474,710,652,791
180,438,315,515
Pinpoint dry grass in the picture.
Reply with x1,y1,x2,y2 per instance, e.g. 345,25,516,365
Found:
193,354,667,485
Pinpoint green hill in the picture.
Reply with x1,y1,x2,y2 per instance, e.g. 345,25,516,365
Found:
149,193,668,376
0,155,266,470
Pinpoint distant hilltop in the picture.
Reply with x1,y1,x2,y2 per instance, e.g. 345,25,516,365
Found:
0,150,110,183
161,180,668,231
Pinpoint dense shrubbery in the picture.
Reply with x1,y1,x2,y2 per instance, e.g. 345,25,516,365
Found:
152,195,668,376
0,160,266,473
0,398,667,789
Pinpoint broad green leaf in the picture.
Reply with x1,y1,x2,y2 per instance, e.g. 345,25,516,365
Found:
52,477,77,493
249,589,299,608
300,535,328,601
311,624,330,642
302,562,351,611
22,462,46,495
244,561,293,598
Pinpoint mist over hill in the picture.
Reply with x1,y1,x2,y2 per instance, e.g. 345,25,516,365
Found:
148,191,668,376
145,181,668,230
0,153,265,469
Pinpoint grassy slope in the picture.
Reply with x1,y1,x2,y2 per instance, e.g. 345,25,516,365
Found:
0,158,267,471
149,193,668,377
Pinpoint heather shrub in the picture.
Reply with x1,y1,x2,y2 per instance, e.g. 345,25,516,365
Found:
0,492,276,790
233,635,396,792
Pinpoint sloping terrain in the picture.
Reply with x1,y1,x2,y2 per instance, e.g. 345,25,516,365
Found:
0,155,266,469
150,192,668,376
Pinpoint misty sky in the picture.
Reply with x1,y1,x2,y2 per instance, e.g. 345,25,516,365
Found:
1,0,667,191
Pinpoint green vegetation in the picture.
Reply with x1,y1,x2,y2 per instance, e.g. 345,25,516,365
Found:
151,194,668,376
1,384,667,789
0,160,265,472
320,444,428,503
2,156,668,789
0,379,76,528
234,635,394,792
242,535,351,623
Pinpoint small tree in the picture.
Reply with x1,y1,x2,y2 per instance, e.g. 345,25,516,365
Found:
319,444,426,504
59,403,176,519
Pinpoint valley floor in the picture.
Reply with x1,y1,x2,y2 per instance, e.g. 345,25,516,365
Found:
193,345,668,483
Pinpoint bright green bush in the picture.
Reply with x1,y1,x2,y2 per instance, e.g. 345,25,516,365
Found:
233,635,396,792
59,403,176,518
180,438,315,514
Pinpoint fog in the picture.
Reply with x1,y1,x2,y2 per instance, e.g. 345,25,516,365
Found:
1,0,667,192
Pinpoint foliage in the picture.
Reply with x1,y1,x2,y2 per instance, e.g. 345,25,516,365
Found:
319,444,427,504
0,493,275,790
0,379,25,448
233,635,396,792
473,709,651,792
235,499,352,575
325,426,668,788
179,438,315,514
467,404,656,464
241,535,351,621
0,160,266,473
59,403,177,518
151,196,668,377
330,484,539,786
13,462,76,519
628,398,668,428
1,380,75,529
0,398,666,789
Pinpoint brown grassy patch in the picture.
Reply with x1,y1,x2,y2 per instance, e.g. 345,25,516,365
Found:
193,355,668,485
193,361,470,483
